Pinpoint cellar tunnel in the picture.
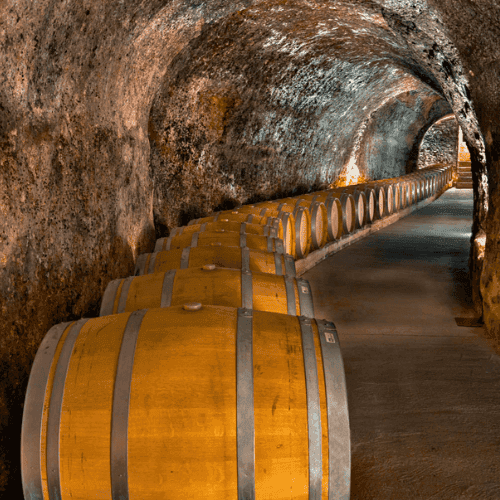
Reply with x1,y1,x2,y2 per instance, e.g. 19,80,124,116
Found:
1,0,500,495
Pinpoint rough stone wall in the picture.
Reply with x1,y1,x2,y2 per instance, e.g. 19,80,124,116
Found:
417,116,458,169
149,1,449,237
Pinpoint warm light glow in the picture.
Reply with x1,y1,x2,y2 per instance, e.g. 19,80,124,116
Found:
329,157,368,188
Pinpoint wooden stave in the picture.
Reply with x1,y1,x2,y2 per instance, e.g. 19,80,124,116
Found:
22,305,351,500
133,247,297,278
100,267,315,318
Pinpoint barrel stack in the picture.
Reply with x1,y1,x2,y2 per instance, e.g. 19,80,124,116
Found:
21,163,452,500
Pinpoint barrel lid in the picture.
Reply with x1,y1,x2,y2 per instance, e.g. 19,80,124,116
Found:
203,264,216,271
183,302,202,311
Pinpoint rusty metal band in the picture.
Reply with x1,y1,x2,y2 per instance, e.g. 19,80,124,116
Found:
147,252,157,274
200,222,207,232
277,202,285,212
180,247,191,269
21,321,73,500
275,239,284,254
263,225,269,236
259,208,267,217
312,195,320,204
100,278,122,316
191,232,199,248
160,269,177,308
170,227,179,237
248,214,254,223
316,319,351,500
46,318,89,500
284,255,296,277
267,236,273,253
284,276,297,315
274,252,283,275
111,309,147,500
299,316,323,500
241,246,251,273
134,253,147,276
296,279,314,317
236,308,255,500
241,222,247,234
117,276,135,314
240,233,247,248
241,271,253,310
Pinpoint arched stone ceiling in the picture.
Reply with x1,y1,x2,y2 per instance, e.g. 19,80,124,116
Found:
149,0,453,231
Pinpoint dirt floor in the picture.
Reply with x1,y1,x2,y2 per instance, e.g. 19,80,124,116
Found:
303,189,500,499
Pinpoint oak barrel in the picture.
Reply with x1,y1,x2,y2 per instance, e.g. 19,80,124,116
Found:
236,204,310,259
295,193,344,241
100,266,314,317
154,231,285,255
134,246,297,277
22,305,351,500
278,198,329,250
170,220,282,240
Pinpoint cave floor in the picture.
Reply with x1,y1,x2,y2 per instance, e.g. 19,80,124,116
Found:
303,188,500,500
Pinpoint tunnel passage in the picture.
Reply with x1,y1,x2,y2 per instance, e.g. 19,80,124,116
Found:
148,0,454,236
1,0,500,496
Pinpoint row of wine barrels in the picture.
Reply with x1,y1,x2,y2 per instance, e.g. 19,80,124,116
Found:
234,204,311,259
154,231,285,255
254,198,329,251
21,305,350,500
134,246,297,277
189,211,296,258
101,266,314,317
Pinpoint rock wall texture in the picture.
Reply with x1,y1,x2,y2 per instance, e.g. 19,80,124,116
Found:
149,1,451,237
0,0,499,494
417,115,458,169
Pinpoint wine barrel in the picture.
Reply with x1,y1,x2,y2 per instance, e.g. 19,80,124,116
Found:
364,182,394,216
22,305,351,500
100,266,314,317
169,220,282,240
278,198,329,250
389,181,402,211
236,204,311,259
188,212,281,230
295,193,344,241
134,246,297,277
357,184,385,220
318,192,356,235
334,187,368,229
154,231,285,255
197,211,296,258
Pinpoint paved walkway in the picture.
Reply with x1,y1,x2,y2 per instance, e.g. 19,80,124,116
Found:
303,189,500,500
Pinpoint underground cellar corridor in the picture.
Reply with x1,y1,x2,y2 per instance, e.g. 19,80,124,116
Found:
2,0,500,498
